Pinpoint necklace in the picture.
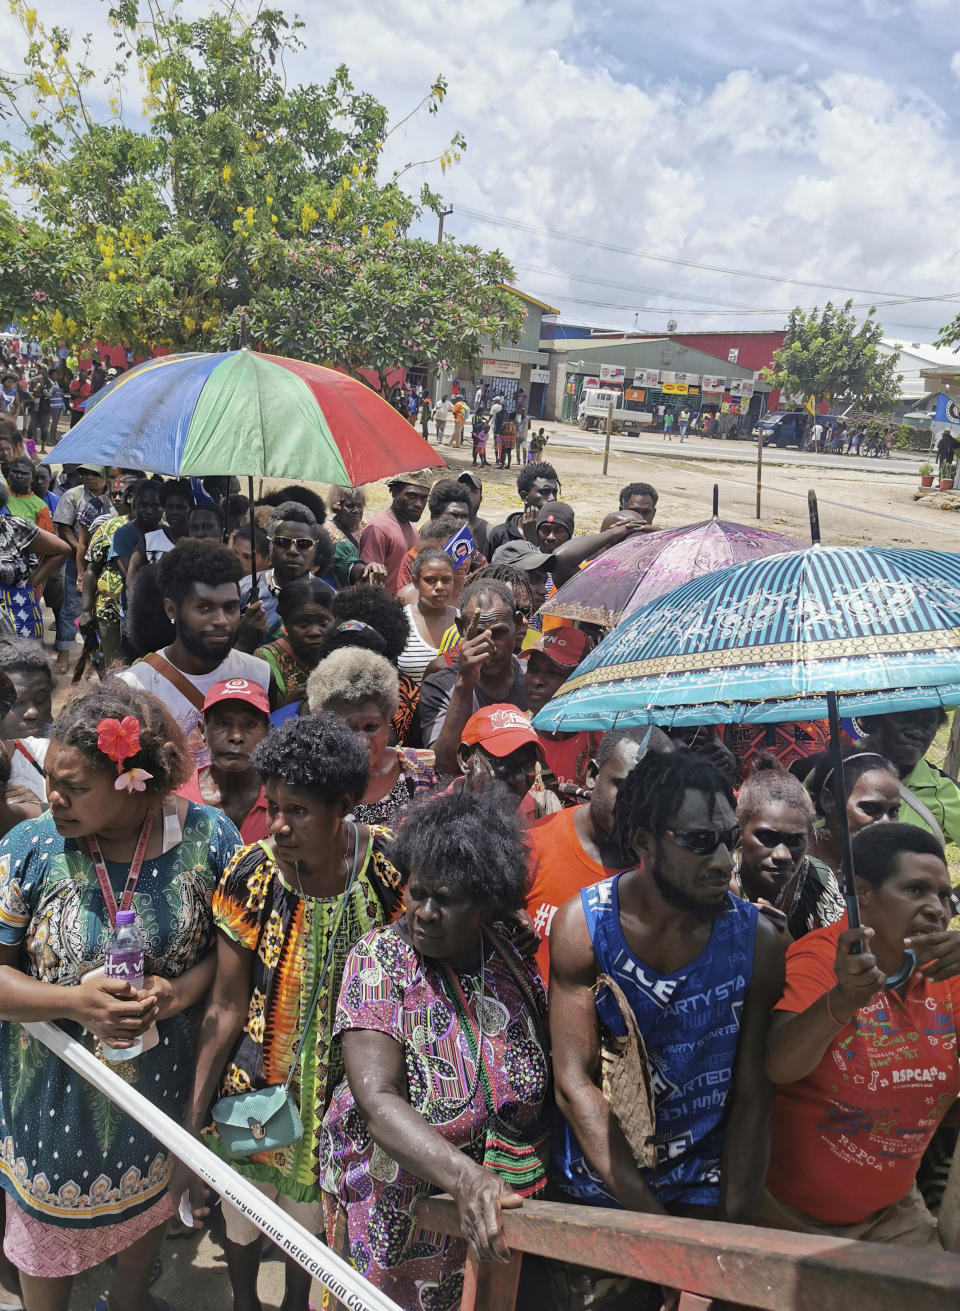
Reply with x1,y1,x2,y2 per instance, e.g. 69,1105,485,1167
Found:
423,945,487,1109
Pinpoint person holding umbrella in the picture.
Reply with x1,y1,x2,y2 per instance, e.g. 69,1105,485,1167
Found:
763,821,960,1248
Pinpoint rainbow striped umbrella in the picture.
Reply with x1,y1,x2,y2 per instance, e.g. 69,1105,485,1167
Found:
47,350,445,484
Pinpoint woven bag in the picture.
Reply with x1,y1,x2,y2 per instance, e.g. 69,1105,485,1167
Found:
597,972,657,1169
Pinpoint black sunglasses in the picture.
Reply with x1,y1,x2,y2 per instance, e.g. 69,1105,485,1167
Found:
752,829,807,853
663,825,740,856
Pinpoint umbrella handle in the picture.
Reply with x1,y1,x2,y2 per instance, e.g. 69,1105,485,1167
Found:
827,690,861,948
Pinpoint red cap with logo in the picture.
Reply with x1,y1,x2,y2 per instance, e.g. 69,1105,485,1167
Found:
202,678,270,717
460,703,545,759
520,627,592,669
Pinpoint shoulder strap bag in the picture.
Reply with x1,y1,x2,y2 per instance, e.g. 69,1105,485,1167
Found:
596,971,658,1170
210,826,360,1159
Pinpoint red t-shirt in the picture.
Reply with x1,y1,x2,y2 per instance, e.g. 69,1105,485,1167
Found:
359,509,420,593
767,917,960,1224
538,731,601,789
525,805,630,984
178,770,269,845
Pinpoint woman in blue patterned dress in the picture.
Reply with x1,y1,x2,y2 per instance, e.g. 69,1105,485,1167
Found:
0,679,240,1311
320,786,551,1311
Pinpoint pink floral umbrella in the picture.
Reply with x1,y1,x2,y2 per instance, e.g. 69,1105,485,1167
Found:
541,514,804,628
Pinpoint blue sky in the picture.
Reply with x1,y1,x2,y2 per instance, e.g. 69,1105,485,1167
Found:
4,0,960,340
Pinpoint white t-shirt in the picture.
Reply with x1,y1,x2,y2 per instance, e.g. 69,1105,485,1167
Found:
119,647,270,765
143,528,177,563
10,736,48,802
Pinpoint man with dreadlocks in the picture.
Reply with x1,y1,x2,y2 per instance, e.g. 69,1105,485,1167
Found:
547,751,784,1309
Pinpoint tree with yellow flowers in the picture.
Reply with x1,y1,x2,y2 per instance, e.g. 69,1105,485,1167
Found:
0,1,523,382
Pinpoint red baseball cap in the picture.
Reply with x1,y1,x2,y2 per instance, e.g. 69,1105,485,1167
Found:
202,678,270,717
461,703,545,759
520,627,591,670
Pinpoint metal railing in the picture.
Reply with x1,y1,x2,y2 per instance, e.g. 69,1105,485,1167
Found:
414,1194,960,1311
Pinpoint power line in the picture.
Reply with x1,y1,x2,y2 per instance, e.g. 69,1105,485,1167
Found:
455,204,959,301
512,262,960,318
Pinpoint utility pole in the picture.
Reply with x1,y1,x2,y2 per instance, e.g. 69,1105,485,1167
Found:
755,427,764,520
603,398,613,476
433,208,454,406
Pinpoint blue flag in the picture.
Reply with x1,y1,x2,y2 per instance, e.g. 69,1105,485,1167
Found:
443,523,474,567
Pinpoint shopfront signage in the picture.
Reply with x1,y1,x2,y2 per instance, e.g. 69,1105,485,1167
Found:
633,369,660,387
530,368,550,384
701,374,726,393
663,382,689,395
481,359,522,379
599,364,626,383
625,388,646,402
728,378,755,397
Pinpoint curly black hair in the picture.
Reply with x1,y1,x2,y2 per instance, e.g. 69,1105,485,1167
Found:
313,526,334,579
411,546,454,584
156,539,242,607
389,784,529,915
618,482,659,509
418,514,464,546
853,821,945,888
612,749,733,865
329,585,410,664
258,485,327,525
160,478,195,508
267,500,317,534
517,461,560,501
427,478,471,520
125,563,176,657
51,677,191,794
0,637,53,681
277,577,336,620
251,711,368,802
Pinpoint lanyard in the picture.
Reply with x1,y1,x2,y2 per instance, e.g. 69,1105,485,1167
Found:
85,809,154,927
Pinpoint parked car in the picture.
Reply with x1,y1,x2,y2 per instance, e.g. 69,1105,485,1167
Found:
751,411,808,448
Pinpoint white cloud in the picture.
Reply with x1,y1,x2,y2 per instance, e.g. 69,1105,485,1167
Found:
3,0,960,338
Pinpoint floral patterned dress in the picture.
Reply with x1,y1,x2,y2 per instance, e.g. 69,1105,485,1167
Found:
0,803,240,1273
203,829,402,1202
320,923,551,1311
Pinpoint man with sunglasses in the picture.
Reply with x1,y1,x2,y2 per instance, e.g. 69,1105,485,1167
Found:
549,751,784,1304
238,501,329,645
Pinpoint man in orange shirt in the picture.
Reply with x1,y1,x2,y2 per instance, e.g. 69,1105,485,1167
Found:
525,725,672,981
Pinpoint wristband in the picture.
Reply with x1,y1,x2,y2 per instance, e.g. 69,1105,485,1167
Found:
825,988,849,1027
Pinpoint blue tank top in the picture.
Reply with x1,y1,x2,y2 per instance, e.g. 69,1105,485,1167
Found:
552,873,758,1209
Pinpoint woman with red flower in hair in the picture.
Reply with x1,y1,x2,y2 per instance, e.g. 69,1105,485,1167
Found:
0,677,241,1311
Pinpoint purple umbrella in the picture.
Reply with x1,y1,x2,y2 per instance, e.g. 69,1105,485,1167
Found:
541,511,804,628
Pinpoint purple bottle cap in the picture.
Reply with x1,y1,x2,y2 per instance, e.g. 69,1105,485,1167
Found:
115,910,136,925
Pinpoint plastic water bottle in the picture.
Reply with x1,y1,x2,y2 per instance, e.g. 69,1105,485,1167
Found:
101,910,145,1062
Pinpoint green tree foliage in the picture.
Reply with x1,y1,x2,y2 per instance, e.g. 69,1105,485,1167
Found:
0,0,523,382
762,301,902,412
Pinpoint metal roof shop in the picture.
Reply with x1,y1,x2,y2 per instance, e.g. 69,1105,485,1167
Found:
440,288,556,416
543,337,770,431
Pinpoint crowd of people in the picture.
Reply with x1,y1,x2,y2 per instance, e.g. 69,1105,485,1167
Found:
0,431,955,1311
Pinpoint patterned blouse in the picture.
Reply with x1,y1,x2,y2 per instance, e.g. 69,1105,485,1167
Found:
0,804,240,1229
351,749,437,827
320,923,550,1309
204,829,402,1202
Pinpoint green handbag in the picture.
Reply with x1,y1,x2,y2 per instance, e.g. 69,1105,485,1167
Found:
210,827,360,1160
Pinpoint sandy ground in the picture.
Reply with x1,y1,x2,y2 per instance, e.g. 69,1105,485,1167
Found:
41,425,959,1307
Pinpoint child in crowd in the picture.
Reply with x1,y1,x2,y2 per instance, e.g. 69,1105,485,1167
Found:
472,417,489,466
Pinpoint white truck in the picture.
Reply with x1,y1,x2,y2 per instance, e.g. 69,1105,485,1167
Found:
576,387,632,432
